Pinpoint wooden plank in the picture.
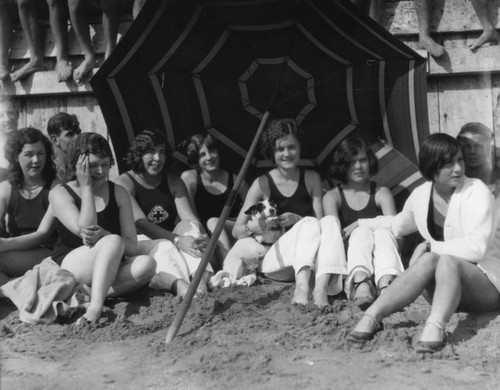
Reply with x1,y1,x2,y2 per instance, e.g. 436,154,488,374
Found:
426,46,500,75
491,74,500,145
9,21,132,60
426,78,440,133
435,74,494,136
384,0,500,35
0,70,95,96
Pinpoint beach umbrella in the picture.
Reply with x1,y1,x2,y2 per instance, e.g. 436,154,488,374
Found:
90,0,429,341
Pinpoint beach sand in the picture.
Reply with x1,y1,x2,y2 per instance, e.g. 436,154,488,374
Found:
2,277,500,389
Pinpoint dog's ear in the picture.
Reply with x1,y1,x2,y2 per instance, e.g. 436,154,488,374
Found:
244,205,257,215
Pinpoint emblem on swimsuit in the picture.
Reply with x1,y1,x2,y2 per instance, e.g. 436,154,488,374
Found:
148,205,169,224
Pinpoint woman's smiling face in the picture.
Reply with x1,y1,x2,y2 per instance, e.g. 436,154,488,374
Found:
273,134,300,169
141,145,167,176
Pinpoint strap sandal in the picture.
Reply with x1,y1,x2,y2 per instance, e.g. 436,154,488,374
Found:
351,276,376,311
346,312,383,343
415,320,446,353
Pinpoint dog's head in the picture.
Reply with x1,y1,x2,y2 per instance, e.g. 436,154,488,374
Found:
244,199,278,219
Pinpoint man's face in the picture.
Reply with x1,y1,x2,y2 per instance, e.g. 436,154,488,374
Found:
53,128,80,153
459,132,492,169
0,101,19,136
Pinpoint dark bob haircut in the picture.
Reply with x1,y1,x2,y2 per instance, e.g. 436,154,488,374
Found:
5,127,56,187
327,137,378,184
47,112,81,138
186,133,219,170
419,133,463,181
260,118,303,161
65,132,115,180
123,129,170,173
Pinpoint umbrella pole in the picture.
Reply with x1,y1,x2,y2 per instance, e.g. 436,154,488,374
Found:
165,111,271,344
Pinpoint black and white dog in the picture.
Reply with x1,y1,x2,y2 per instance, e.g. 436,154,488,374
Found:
212,199,284,287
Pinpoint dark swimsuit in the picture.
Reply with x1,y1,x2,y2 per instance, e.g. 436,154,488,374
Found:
427,185,445,241
265,168,315,217
126,172,178,232
337,181,381,229
194,172,242,226
3,181,56,249
51,182,121,265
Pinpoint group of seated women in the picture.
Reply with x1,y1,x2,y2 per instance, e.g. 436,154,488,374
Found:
1,117,500,354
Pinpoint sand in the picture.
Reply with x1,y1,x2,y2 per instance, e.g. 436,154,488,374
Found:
2,277,500,390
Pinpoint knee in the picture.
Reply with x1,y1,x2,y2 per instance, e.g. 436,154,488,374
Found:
299,216,321,234
133,255,156,280
97,234,125,252
373,228,395,242
350,225,373,243
413,251,439,270
321,215,341,230
17,0,32,10
46,0,62,8
206,217,218,233
435,255,460,276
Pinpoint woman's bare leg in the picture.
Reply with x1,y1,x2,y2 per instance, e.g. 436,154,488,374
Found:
46,0,73,81
107,254,155,296
415,0,445,57
12,0,45,81
293,266,311,305
0,0,12,80
61,235,124,323
352,252,438,333
421,255,500,342
469,0,499,50
100,0,117,59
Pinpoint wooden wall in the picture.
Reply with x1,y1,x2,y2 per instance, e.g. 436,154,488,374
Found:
1,0,500,178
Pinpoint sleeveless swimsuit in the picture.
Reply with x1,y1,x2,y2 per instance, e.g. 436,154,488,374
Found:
51,182,121,264
126,172,178,232
194,172,242,225
265,168,315,217
337,181,381,228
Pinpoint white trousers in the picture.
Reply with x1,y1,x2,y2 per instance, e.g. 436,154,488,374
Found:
345,226,403,298
260,215,347,296
136,220,213,286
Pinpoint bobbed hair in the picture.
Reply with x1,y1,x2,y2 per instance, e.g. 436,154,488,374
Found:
260,118,303,161
47,112,81,138
5,127,56,187
65,132,115,181
419,133,463,181
123,129,170,173
186,133,219,170
327,137,378,184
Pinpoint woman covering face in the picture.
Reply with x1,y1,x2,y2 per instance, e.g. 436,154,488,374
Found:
347,133,500,354
50,133,156,324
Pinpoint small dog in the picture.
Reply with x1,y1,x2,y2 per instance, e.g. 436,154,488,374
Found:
213,199,284,288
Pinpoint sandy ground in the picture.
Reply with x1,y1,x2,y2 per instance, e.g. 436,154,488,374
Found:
2,277,500,390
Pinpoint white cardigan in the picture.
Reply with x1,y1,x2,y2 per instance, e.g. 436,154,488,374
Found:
359,177,497,262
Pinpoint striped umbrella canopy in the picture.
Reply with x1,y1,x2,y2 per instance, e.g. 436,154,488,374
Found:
91,0,429,194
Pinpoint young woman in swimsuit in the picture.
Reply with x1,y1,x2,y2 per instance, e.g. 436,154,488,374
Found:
0,127,56,285
181,133,248,270
227,118,347,306
50,132,156,324
323,137,403,309
116,130,212,298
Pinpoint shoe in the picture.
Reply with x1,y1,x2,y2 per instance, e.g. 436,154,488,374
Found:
346,312,383,343
351,276,376,311
415,320,446,353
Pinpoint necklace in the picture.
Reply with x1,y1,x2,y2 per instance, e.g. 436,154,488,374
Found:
22,182,43,191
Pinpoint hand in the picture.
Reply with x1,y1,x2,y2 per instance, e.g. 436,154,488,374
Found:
80,225,107,246
76,153,92,188
176,235,203,258
193,234,209,252
342,222,359,240
277,212,299,229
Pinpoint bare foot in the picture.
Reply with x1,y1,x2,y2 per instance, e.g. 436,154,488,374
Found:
312,288,329,307
469,29,499,51
73,56,97,84
11,59,44,82
78,304,102,324
351,311,380,334
419,35,445,58
292,282,309,305
56,59,73,82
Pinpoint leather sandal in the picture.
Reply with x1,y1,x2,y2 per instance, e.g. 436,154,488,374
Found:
346,312,383,343
415,320,446,353
351,276,376,311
